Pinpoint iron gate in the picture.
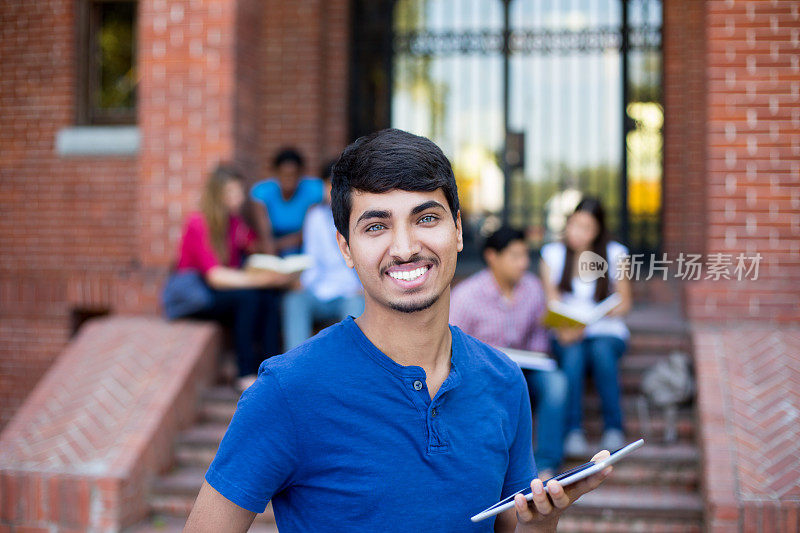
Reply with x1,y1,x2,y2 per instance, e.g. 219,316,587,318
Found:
351,0,663,255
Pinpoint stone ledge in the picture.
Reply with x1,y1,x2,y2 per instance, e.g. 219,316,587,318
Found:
692,324,800,533
55,126,140,156
0,316,221,531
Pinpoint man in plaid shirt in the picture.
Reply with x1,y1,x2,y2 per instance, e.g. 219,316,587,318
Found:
450,226,567,476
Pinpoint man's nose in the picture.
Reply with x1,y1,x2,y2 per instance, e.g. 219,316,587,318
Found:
389,224,422,261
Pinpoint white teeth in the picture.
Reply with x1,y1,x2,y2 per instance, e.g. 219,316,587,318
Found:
388,267,428,281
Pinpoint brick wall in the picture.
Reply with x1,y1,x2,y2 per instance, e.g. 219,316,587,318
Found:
662,0,709,258
0,1,140,428
0,0,352,430
684,0,800,323
258,0,350,180
137,0,239,270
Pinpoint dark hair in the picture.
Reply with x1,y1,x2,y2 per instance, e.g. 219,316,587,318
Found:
273,148,304,169
331,128,460,241
482,226,526,257
559,196,609,302
320,159,336,182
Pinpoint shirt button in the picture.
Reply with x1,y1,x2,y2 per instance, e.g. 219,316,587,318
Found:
413,380,423,391
431,407,439,417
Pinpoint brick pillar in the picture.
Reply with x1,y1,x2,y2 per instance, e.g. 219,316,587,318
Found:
137,0,238,271
684,0,800,323
662,0,708,258
258,0,350,180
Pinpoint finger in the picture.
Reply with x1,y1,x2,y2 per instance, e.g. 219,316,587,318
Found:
546,479,571,509
529,478,554,516
591,449,611,462
564,464,613,501
514,493,535,522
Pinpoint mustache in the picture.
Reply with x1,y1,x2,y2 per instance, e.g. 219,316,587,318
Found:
380,255,439,276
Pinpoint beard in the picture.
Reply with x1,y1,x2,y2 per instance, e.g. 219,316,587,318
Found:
388,292,440,314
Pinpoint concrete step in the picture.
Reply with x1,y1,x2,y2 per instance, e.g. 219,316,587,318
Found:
566,485,704,521
148,470,276,524
561,443,700,490
558,515,702,533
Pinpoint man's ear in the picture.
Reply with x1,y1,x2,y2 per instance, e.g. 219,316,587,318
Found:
455,210,464,253
336,231,355,268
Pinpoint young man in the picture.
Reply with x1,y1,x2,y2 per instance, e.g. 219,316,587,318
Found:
185,129,611,533
450,226,568,478
282,161,365,350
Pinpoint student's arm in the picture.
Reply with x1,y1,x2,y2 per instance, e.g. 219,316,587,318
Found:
606,261,632,317
251,200,278,256
537,259,560,306
538,258,584,345
493,450,613,533
183,481,256,533
274,231,303,253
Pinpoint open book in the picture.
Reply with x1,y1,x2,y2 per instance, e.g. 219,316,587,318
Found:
543,293,622,329
244,254,313,274
496,347,556,372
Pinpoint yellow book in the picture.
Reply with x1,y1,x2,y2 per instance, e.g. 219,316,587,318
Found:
543,293,622,329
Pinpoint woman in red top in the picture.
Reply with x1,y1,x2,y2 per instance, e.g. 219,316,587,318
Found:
176,163,295,390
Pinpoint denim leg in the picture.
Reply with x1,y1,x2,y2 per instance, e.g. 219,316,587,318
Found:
524,368,568,472
206,288,261,377
586,336,627,431
553,338,588,433
256,289,282,362
282,289,315,351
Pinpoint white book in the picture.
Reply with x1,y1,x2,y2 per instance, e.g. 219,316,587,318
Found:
244,253,313,274
496,347,557,372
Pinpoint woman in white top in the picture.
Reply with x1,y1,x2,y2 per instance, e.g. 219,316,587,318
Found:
539,197,633,457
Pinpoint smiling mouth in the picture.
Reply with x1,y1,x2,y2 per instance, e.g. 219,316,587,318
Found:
386,265,431,282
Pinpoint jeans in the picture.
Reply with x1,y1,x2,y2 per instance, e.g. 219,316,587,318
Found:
552,335,627,434
283,289,365,350
190,288,281,377
523,368,568,472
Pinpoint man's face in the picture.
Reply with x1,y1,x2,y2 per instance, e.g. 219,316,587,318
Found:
337,188,463,314
276,162,301,193
485,240,530,288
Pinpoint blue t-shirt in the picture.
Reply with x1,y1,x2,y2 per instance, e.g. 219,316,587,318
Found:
205,316,536,532
250,177,323,238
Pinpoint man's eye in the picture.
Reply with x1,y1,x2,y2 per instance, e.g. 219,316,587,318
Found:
366,223,386,232
419,214,438,224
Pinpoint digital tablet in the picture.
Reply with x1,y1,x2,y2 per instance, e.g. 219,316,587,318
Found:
470,439,644,523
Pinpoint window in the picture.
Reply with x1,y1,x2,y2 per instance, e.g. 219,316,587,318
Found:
352,0,664,256
77,0,137,125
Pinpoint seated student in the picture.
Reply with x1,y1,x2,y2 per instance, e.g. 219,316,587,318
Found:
175,163,297,391
450,226,568,478
282,161,365,350
539,196,633,456
250,148,323,256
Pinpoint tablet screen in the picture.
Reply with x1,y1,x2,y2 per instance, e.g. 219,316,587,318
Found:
470,439,644,522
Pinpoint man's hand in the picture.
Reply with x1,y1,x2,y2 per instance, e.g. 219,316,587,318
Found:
513,450,612,533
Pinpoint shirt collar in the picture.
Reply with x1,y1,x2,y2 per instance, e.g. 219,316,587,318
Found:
343,316,462,391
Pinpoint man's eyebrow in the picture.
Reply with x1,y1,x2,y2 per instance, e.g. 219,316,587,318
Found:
356,209,391,226
410,200,446,216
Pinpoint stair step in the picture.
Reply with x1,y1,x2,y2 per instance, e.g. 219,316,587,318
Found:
148,493,276,523
176,423,228,447
558,516,702,533
567,486,704,520
152,467,208,496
